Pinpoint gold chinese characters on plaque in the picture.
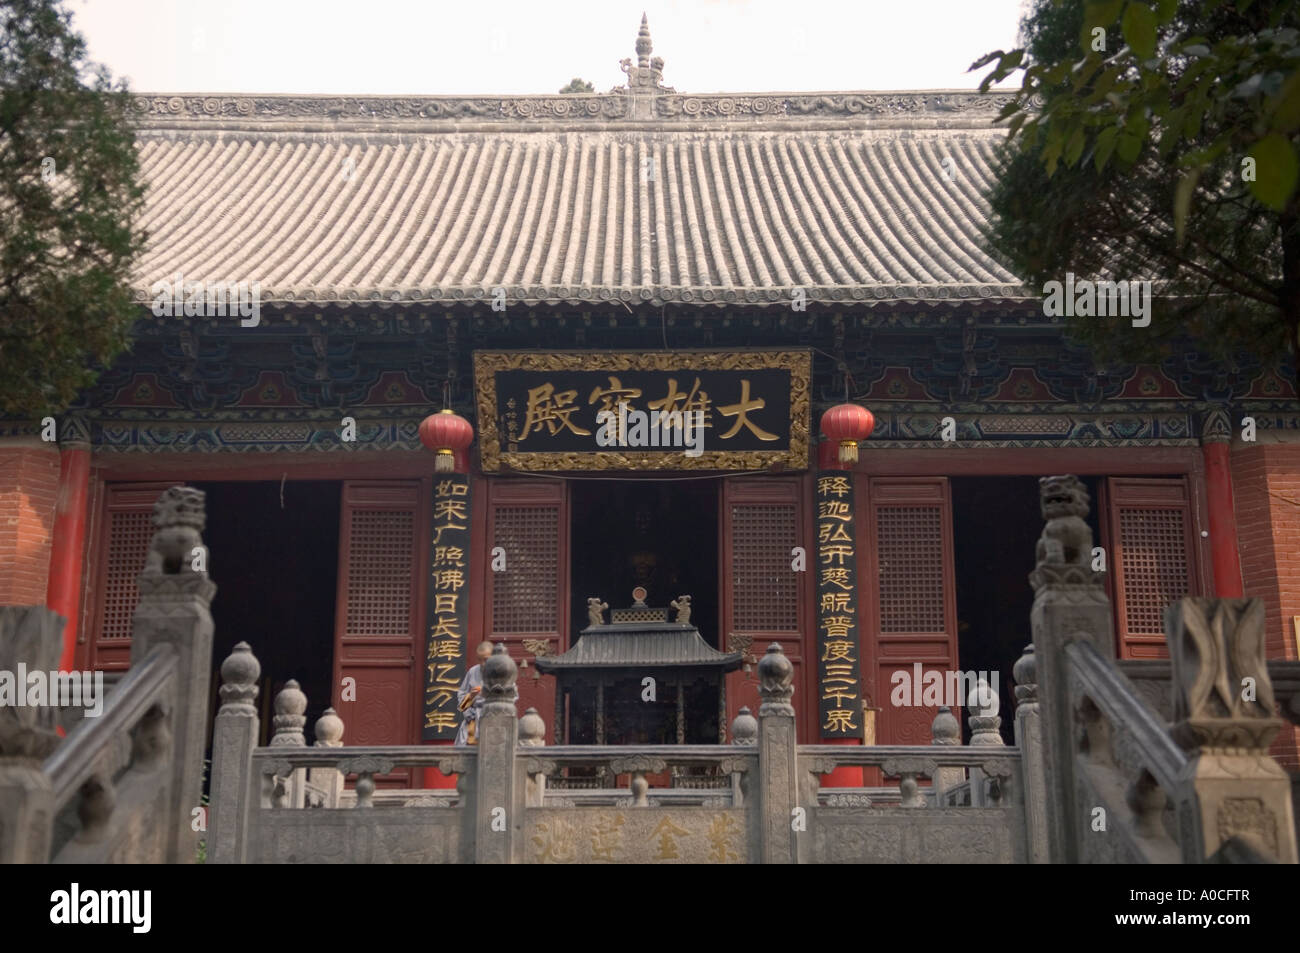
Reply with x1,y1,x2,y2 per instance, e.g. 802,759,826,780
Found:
473,350,811,471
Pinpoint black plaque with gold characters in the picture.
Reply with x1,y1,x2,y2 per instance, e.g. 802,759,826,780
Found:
422,474,472,740
815,472,864,739
474,350,810,471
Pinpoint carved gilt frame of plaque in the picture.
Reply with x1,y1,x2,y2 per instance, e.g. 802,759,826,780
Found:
474,349,811,472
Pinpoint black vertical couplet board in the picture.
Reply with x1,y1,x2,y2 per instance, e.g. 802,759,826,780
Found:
422,473,472,740
815,471,864,739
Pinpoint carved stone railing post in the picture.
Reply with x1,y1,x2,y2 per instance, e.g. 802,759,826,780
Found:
475,643,518,864
930,706,965,801
1167,598,1298,863
518,707,547,807
881,757,934,808
757,643,800,864
968,678,1004,807
271,679,308,808
1028,475,1114,864
1013,643,1050,863
128,486,216,863
208,642,260,864
731,706,757,806
306,707,344,808
0,607,65,862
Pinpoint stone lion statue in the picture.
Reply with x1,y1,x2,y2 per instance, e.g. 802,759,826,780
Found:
587,597,608,627
143,486,207,575
1035,475,1092,568
670,595,692,624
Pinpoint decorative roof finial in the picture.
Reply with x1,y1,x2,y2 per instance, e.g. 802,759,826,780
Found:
616,15,673,97
636,13,653,69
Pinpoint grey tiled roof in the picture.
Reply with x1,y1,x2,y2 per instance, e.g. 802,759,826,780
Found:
131,90,1030,308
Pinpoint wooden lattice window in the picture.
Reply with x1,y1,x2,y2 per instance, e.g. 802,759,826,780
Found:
86,483,179,671
101,509,153,640
1104,477,1200,659
875,505,946,633
343,508,415,637
487,481,566,639
730,503,799,632
492,506,560,633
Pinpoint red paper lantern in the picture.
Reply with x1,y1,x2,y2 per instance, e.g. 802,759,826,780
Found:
419,408,474,472
819,403,875,464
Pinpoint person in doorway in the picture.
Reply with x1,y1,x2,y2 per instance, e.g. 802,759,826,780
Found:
455,641,518,745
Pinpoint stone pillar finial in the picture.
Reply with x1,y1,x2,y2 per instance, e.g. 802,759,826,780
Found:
636,12,652,68
731,706,758,745
139,485,210,580
482,642,518,713
1013,643,1038,709
1028,475,1101,592
1167,598,1279,750
218,642,261,715
758,643,795,716
968,678,1004,746
519,707,547,746
931,706,959,746
1165,597,1297,863
314,707,344,746
270,679,307,746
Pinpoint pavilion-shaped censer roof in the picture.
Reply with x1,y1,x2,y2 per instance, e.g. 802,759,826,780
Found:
535,589,742,676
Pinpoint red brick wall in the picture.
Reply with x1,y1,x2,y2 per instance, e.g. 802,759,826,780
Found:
0,443,61,606
1232,442,1300,767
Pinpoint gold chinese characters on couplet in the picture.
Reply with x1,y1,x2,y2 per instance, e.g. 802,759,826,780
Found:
423,474,472,740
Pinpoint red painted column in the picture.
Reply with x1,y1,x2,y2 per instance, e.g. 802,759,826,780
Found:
1202,411,1243,598
45,418,91,673
819,434,864,787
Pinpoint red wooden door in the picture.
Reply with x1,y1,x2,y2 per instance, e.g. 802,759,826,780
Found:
1101,476,1201,659
332,481,424,786
85,482,180,672
721,477,813,741
483,478,569,739
861,477,959,746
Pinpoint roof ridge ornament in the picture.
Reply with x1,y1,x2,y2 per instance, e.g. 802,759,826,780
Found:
618,13,674,95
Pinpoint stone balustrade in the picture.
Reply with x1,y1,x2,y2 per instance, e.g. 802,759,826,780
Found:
5,479,1296,864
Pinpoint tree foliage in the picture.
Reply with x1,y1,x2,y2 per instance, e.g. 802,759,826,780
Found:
558,77,595,94
0,0,146,418
973,0,1300,379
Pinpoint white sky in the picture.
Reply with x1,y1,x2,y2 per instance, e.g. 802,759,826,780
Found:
72,0,1029,96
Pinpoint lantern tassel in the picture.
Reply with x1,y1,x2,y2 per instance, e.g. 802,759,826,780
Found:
838,440,859,464
435,450,455,472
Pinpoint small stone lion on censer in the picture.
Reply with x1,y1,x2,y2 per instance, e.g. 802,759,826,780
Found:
1035,475,1092,568
670,595,692,624
143,486,207,575
587,597,608,627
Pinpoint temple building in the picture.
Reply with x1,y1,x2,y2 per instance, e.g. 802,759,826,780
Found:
3,17,1298,781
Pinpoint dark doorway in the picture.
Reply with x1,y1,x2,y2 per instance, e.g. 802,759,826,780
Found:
950,476,1103,741
569,480,720,645
194,480,341,751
